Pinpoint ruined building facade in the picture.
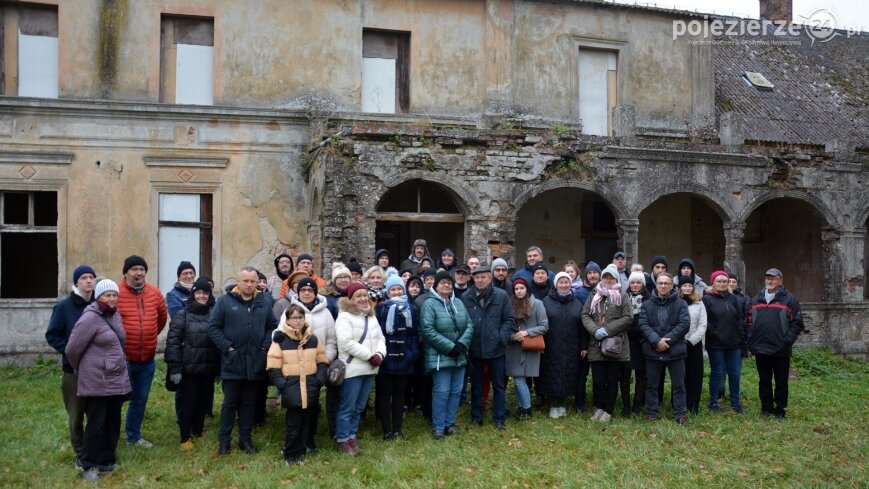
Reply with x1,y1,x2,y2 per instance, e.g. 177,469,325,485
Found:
0,0,866,362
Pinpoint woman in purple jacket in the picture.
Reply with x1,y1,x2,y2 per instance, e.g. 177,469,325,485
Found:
65,279,132,483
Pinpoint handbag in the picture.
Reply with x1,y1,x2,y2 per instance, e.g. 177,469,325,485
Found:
520,334,545,352
601,334,624,357
326,316,370,387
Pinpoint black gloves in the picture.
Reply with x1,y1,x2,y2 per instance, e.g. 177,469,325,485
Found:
448,343,467,358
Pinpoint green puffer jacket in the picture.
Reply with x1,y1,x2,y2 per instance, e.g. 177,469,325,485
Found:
419,292,474,374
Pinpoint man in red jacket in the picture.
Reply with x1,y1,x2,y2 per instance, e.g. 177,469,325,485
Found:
117,255,168,448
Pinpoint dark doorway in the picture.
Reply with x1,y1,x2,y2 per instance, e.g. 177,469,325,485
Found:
375,180,465,269
516,188,617,269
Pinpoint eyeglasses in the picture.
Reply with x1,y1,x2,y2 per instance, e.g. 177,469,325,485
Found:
656,282,673,286
288,316,306,322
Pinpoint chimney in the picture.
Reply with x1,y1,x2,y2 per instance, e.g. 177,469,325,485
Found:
759,0,792,25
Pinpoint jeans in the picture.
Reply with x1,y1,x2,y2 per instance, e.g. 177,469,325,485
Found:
431,366,465,434
125,359,156,442
755,354,790,416
218,379,258,444
336,375,374,443
514,376,531,410
708,348,742,410
471,356,506,424
645,358,686,419
61,370,85,456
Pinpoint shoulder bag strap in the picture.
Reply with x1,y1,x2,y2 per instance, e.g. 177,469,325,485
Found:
346,315,370,364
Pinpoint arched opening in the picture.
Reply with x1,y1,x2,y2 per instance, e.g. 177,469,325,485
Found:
743,198,823,301
515,188,617,269
375,179,465,268
638,193,725,278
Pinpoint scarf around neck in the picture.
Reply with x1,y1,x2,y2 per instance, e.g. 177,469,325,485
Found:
590,281,623,315
384,295,412,334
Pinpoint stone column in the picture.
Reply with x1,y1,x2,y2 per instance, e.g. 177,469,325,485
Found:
723,222,746,282
821,228,843,302
616,218,639,267
465,216,517,267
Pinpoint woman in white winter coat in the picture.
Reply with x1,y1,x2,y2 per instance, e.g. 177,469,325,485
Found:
677,275,707,414
334,282,386,455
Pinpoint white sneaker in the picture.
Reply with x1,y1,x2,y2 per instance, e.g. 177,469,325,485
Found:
549,407,560,419
591,408,604,421
598,411,612,422
128,438,154,448
558,407,568,418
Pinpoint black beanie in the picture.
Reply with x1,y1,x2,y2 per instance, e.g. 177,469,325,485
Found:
297,277,318,295
434,270,454,289
375,249,390,260
678,275,694,287
297,253,314,264
650,256,669,270
191,277,213,295
348,258,363,274
177,260,196,278
256,270,267,281
123,255,148,274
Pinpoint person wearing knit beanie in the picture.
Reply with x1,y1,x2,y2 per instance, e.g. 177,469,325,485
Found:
297,277,318,296
384,275,406,296
649,256,669,275
167,261,197,318
123,255,148,275
347,258,364,281
191,277,213,296
628,271,646,284
177,261,196,279
73,265,96,286
345,281,367,299
600,264,620,281
709,270,729,284
332,264,352,282
95,279,120,300
433,270,454,290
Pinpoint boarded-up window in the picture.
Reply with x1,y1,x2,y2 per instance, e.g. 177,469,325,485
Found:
578,49,617,136
0,4,59,97
158,193,212,294
161,16,214,105
362,29,409,113
0,190,58,298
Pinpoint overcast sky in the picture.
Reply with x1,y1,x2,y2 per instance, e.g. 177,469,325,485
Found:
610,0,867,32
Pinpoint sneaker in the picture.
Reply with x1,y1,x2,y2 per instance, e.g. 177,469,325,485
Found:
97,463,119,474
180,439,194,452
444,425,461,436
598,411,612,422
558,407,568,418
495,422,506,431
431,430,445,440
549,407,560,419
284,454,305,466
591,408,604,421
518,408,531,421
128,438,154,448
75,457,84,472
348,438,360,455
81,468,100,483
470,418,483,427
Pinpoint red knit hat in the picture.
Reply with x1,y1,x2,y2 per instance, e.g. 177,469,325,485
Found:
709,270,729,283
345,281,367,299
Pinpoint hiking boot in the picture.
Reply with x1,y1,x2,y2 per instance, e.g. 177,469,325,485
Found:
348,438,360,454
518,408,532,421
337,440,356,454
128,438,154,448
180,439,194,452
239,441,258,454
495,422,506,431
218,442,231,456
470,418,483,427
445,425,461,436
81,468,100,483
432,430,445,440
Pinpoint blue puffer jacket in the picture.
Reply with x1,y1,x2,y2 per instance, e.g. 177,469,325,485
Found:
375,298,420,375
166,282,191,318
208,288,278,381
462,285,515,359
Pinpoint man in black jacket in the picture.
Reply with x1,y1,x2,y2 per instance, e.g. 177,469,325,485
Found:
747,268,804,419
45,265,96,467
462,266,515,430
638,272,691,424
209,266,278,455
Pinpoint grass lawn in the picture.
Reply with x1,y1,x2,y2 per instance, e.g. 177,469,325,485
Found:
1,348,866,488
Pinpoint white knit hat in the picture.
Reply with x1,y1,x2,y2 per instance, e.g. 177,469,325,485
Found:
628,272,646,284
94,279,119,299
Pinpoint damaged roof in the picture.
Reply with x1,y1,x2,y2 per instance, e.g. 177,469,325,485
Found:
713,30,869,146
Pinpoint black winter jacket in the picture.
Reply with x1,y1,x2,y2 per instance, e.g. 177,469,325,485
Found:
208,288,278,381
702,290,746,350
747,286,804,357
638,290,690,361
165,299,220,377
462,285,515,359
538,290,587,398
45,291,93,371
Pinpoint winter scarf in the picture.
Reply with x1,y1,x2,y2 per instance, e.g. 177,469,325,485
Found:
384,295,413,334
590,280,623,315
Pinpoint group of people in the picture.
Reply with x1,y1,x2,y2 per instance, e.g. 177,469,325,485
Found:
46,241,805,478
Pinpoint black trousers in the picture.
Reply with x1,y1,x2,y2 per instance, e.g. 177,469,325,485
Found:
81,395,125,469
591,361,625,415
376,373,409,434
219,379,258,444
407,354,432,420
645,358,687,418
283,407,309,460
684,342,705,414
254,380,268,425
179,374,215,442
755,354,790,415
306,384,339,445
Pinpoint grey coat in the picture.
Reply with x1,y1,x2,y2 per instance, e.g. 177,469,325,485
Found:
505,296,549,378
65,302,132,398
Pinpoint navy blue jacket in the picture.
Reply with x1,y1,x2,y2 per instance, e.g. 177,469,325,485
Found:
638,290,690,361
748,286,804,357
510,262,555,285
208,289,278,381
166,283,191,318
45,291,94,371
375,300,420,375
462,285,515,359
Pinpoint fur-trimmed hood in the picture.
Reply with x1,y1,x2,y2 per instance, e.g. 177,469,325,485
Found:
338,296,375,317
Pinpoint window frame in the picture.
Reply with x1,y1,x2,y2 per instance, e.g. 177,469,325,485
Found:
570,37,630,136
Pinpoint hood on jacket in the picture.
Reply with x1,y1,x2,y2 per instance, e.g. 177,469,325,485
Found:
274,253,294,280
273,322,311,344
678,258,697,278
338,296,375,316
